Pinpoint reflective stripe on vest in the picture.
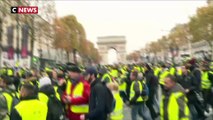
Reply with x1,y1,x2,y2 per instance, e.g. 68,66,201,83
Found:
2,92,13,113
201,71,212,89
110,92,124,120
38,92,49,104
160,92,189,120
65,81,89,113
130,81,143,102
15,99,48,120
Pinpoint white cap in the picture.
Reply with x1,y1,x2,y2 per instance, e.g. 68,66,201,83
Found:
39,77,52,88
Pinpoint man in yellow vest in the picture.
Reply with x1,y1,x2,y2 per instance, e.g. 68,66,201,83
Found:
0,75,19,117
200,62,213,114
62,64,90,120
0,75,18,120
128,70,152,120
159,64,170,89
109,82,124,120
118,74,128,102
98,67,112,83
10,82,48,120
160,75,189,120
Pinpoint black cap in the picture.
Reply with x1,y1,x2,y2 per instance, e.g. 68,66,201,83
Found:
85,67,97,75
67,65,81,73
84,67,98,78
66,62,75,66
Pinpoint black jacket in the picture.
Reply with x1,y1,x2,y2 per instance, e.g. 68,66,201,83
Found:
145,69,158,99
190,66,202,91
39,85,55,96
40,85,65,120
85,79,107,120
177,73,197,102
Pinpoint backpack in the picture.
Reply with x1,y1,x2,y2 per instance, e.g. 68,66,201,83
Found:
141,81,149,97
10,92,19,109
47,95,66,120
103,83,116,114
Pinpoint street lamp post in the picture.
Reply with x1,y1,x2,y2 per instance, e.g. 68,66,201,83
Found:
184,26,193,58
186,34,193,58
207,24,213,60
38,49,42,69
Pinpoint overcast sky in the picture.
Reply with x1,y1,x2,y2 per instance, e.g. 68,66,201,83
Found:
55,0,207,54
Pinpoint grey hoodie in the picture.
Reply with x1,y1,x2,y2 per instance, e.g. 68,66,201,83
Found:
163,83,188,120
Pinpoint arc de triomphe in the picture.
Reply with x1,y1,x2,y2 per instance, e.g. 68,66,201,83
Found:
97,36,127,65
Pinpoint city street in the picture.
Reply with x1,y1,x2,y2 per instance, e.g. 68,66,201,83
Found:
123,105,213,120
0,1,213,120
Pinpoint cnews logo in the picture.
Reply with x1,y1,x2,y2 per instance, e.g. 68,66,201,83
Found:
11,6,38,14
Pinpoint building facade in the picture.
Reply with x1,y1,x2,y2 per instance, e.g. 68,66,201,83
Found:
0,0,67,68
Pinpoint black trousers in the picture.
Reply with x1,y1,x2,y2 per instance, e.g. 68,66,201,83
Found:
202,89,212,109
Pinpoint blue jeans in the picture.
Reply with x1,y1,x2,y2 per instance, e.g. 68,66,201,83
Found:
131,103,152,120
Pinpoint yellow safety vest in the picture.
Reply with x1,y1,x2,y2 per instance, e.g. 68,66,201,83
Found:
169,67,176,76
159,70,170,85
2,92,13,113
177,69,182,76
110,92,124,120
118,75,127,92
111,69,118,78
15,99,48,120
210,62,213,70
7,69,13,76
201,71,212,89
102,73,112,83
154,67,161,77
119,82,127,92
54,86,61,101
130,81,143,102
160,92,189,120
38,92,49,104
66,81,89,113
141,67,145,73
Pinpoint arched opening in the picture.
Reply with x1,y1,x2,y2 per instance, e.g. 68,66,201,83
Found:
108,48,118,65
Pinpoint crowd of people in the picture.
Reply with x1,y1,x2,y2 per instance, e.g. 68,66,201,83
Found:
0,58,212,120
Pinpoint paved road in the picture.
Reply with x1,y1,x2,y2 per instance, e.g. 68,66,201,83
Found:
123,87,213,120
123,105,213,120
